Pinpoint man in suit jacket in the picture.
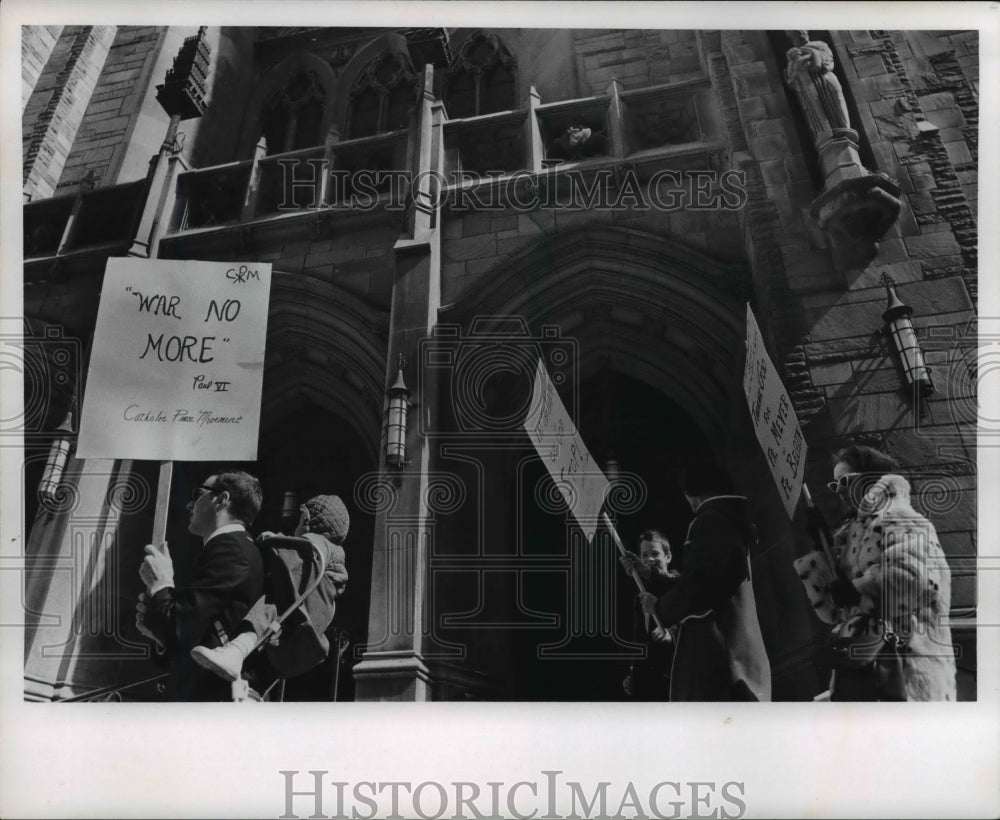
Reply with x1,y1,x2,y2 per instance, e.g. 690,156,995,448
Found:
136,470,265,701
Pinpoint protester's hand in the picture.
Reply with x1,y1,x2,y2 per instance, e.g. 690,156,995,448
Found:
650,626,672,644
619,551,650,580
638,592,658,617
830,577,861,607
140,541,174,595
263,621,282,646
805,507,831,546
135,593,163,649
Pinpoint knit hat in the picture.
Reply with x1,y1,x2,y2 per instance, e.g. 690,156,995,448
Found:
302,494,350,545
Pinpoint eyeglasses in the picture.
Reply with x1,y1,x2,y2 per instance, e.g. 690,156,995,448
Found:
827,473,862,493
191,485,221,502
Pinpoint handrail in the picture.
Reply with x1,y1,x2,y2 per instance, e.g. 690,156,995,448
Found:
57,672,169,703
443,108,527,129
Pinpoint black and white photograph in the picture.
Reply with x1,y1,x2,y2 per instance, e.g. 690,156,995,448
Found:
2,2,998,818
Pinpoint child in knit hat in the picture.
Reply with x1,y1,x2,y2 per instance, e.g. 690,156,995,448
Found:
190,494,349,683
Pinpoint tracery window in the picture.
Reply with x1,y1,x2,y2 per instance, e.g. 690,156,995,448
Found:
446,32,517,119
260,70,327,155
347,51,418,139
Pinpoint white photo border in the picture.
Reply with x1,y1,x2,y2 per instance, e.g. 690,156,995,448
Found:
2,2,997,818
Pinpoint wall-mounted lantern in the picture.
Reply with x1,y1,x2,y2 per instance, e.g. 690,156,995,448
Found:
605,453,621,483
385,356,411,469
281,491,297,520
38,405,75,501
881,273,934,399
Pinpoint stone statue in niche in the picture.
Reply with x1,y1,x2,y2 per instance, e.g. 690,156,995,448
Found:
783,30,901,273
783,30,851,140
547,125,607,161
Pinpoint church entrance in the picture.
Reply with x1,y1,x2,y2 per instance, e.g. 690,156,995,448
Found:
506,370,714,700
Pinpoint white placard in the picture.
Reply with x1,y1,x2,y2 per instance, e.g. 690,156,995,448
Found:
76,258,271,461
743,304,807,519
523,358,609,542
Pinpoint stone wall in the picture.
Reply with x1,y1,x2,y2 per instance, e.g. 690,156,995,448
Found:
258,225,395,307
573,29,703,93
21,25,63,110
22,26,117,200
57,26,166,190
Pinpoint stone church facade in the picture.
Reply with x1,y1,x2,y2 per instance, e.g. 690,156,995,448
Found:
20,26,978,701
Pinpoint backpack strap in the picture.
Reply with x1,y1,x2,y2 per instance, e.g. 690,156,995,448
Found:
250,535,327,656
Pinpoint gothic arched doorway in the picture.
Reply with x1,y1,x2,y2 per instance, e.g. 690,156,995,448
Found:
254,403,377,701
423,224,808,699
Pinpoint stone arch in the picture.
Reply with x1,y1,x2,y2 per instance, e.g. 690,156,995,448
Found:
434,223,813,700
439,224,752,444
444,30,519,118
332,33,414,137
239,51,339,157
262,272,389,463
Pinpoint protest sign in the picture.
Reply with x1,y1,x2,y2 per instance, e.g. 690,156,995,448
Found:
743,305,807,518
76,258,271,461
523,359,609,542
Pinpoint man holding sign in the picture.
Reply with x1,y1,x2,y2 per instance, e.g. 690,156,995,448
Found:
136,470,264,701
638,457,771,702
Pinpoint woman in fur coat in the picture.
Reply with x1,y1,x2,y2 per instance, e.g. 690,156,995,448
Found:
794,446,956,701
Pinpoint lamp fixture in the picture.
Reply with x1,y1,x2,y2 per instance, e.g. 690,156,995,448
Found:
881,273,934,399
385,354,411,469
38,395,76,501
39,403,75,502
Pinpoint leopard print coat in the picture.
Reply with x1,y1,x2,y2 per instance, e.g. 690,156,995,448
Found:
794,474,956,701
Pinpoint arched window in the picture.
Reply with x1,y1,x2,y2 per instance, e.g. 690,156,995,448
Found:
446,32,517,119
260,70,327,155
347,51,418,139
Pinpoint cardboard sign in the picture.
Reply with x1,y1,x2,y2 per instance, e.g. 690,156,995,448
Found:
743,305,807,519
76,258,271,461
523,359,609,543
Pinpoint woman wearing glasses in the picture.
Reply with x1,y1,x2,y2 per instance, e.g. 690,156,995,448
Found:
795,445,956,701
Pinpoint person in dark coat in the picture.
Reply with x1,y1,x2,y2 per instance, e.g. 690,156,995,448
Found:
135,471,265,701
638,458,772,701
188,494,349,683
619,529,678,700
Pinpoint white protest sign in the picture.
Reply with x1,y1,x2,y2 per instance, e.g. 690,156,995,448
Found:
523,359,609,543
77,258,271,461
743,305,807,519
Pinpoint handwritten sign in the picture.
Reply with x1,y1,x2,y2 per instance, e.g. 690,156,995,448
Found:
743,305,806,519
76,258,272,461
523,359,609,543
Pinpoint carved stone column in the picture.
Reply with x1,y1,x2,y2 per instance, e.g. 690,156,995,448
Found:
352,65,445,701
